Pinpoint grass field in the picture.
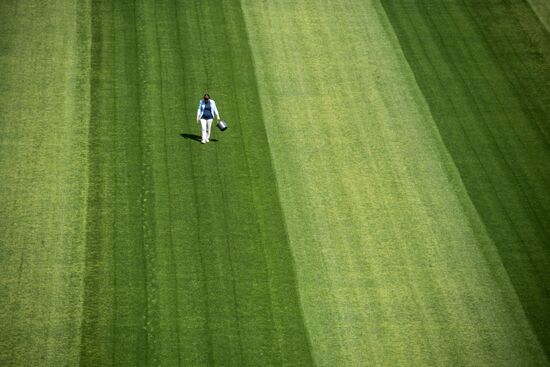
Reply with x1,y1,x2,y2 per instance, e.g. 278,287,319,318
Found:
380,1,550,360
0,0,549,366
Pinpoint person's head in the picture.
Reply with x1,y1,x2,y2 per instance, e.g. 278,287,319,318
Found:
203,94,210,102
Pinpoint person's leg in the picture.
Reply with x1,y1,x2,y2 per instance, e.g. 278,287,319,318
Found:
200,119,207,143
206,119,213,141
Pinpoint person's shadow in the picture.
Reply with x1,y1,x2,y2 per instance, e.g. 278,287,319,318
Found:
180,133,218,143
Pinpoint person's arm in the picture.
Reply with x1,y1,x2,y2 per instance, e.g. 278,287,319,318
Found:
196,101,202,122
213,100,221,120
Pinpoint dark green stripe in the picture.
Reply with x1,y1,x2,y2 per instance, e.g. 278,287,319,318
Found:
79,0,313,365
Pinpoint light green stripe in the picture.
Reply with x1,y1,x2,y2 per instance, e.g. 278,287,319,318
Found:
241,0,545,365
0,0,91,365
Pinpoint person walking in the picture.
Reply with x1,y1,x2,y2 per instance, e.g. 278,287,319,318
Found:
196,94,220,144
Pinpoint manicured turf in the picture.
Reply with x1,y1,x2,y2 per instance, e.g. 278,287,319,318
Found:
1,0,549,366
0,1,91,365
2,0,313,365
242,0,548,365
80,0,312,366
380,0,550,357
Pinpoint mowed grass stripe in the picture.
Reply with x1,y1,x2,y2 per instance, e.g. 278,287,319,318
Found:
79,0,117,363
80,0,313,365
173,0,313,364
0,0,91,365
441,1,550,224
466,0,550,143
241,0,547,365
81,0,162,365
217,2,316,363
241,0,460,364
381,0,550,358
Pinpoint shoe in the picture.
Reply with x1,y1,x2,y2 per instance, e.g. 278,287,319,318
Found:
201,140,206,144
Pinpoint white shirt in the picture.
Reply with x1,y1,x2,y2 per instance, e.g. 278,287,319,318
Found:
196,99,220,120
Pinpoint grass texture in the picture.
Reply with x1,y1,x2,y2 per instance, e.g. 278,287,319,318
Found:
2,0,313,365
0,0,549,366
242,0,548,365
0,0,91,365
80,0,312,366
380,0,550,357
527,0,550,31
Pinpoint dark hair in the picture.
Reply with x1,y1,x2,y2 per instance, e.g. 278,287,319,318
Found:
203,94,210,99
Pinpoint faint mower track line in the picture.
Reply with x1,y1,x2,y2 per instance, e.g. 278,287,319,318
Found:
134,1,155,364
80,1,117,364
152,2,182,365
173,1,215,363
194,0,210,91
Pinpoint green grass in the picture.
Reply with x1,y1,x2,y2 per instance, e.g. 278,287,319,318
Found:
242,0,548,365
1,0,549,366
79,0,312,366
380,0,550,357
527,0,550,31
0,0,91,365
